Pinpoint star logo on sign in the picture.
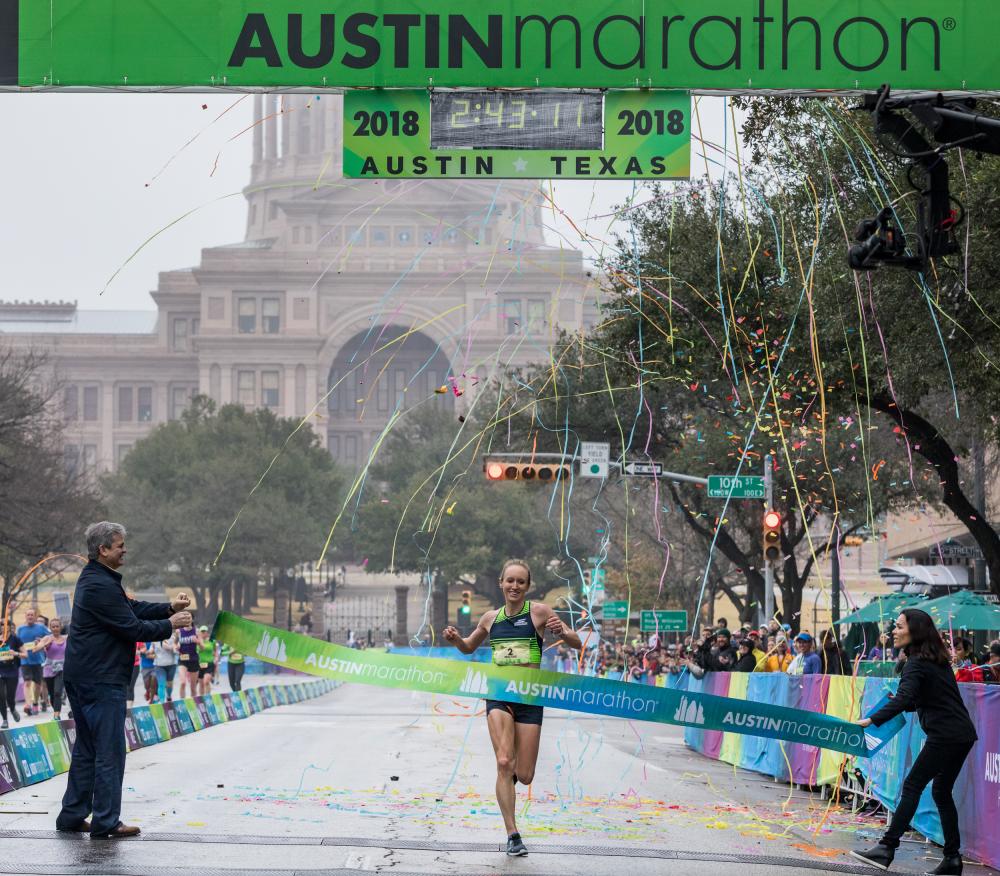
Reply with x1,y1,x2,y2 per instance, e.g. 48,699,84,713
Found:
512,157,528,172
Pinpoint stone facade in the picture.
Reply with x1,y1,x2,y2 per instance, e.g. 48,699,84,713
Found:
0,94,598,473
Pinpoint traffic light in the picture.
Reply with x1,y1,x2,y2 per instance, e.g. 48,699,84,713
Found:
460,590,472,616
762,509,782,564
484,460,571,482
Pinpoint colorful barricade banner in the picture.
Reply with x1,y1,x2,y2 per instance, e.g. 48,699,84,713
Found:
161,702,183,738
124,712,143,751
231,693,248,719
0,735,21,793
35,722,71,774
172,700,198,734
718,672,749,767
7,727,54,785
816,676,866,785
740,673,791,780
193,697,214,727
149,704,173,741
213,613,874,757
131,707,160,747
217,693,238,721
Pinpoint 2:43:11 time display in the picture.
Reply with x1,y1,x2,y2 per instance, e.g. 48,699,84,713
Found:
430,91,603,150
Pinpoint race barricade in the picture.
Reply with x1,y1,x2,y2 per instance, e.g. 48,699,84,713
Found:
0,679,338,791
672,671,1000,870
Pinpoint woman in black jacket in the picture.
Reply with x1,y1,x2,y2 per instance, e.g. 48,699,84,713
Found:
851,609,977,876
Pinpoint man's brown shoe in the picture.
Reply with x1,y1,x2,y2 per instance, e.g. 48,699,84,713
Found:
56,819,90,833
91,822,140,839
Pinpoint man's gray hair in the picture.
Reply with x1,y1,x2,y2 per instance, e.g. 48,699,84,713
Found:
85,521,127,561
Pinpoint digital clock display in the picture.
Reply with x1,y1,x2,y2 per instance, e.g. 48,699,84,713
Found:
430,91,603,151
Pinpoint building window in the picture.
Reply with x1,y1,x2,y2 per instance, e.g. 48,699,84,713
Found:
394,368,408,404
137,387,153,422
268,202,279,221
328,370,340,412
63,445,79,477
371,226,390,246
118,386,133,422
328,434,340,461
170,386,192,420
63,386,79,421
191,318,199,337
261,371,280,408
208,297,225,319
292,226,301,244
527,300,546,330
83,444,97,473
117,444,133,467
346,225,366,245
319,226,342,247
83,386,99,422
172,318,188,352
237,371,256,407
344,434,358,466
376,374,390,412
444,228,459,244
396,226,414,244
422,228,436,245
238,298,256,333
503,299,522,334
262,298,280,334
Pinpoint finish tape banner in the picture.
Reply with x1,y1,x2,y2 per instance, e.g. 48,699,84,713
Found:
213,612,887,757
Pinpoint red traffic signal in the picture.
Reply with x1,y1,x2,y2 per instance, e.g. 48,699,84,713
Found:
483,460,571,482
763,509,781,564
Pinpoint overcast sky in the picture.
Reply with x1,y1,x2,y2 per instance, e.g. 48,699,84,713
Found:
0,94,732,312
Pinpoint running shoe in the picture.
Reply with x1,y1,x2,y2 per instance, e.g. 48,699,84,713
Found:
506,833,528,857
0,721,7,729
11,708,20,722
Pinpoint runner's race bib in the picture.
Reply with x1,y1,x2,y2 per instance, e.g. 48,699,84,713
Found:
493,641,532,666
199,662,208,669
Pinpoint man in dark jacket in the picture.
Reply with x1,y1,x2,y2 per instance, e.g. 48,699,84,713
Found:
56,522,192,839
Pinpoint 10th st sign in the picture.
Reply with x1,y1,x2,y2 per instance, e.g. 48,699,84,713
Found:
707,475,765,499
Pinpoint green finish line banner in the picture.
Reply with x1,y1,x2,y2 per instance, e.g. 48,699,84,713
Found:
3,1,995,90
343,90,690,179
212,612,877,757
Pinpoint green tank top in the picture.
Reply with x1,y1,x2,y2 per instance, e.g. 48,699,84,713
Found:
197,640,215,664
490,602,543,666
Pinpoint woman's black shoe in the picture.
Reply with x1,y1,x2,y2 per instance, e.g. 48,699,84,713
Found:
925,855,962,875
851,845,895,870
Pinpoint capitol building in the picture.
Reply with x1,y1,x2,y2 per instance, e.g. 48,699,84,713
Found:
0,94,598,474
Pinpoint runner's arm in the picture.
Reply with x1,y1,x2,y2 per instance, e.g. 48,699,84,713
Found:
540,604,582,650
443,612,491,654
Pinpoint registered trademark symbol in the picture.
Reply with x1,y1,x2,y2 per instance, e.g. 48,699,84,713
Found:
943,17,957,30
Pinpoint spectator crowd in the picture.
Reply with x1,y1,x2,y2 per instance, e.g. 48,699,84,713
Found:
0,608,246,728
560,617,1000,686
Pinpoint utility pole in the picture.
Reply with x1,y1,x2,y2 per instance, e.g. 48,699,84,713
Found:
973,436,987,591
763,458,774,628
831,524,841,625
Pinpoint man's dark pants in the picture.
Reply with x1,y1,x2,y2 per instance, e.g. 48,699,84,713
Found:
56,681,127,836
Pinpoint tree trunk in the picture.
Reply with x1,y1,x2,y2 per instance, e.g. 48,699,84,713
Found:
867,393,1000,596
222,579,233,612
431,572,449,636
274,581,290,630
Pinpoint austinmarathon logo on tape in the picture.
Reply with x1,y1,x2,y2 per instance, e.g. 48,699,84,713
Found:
213,612,873,757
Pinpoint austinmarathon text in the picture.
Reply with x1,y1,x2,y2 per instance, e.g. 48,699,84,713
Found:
213,612,875,757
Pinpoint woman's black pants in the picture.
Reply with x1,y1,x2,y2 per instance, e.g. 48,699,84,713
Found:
227,662,245,692
882,739,975,857
0,675,17,719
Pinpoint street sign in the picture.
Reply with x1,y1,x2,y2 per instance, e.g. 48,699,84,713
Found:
590,568,606,588
602,601,628,620
623,461,664,477
707,475,765,499
579,441,610,479
640,610,688,632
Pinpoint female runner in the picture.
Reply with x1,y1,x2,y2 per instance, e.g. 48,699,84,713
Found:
443,558,581,857
852,608,977,876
